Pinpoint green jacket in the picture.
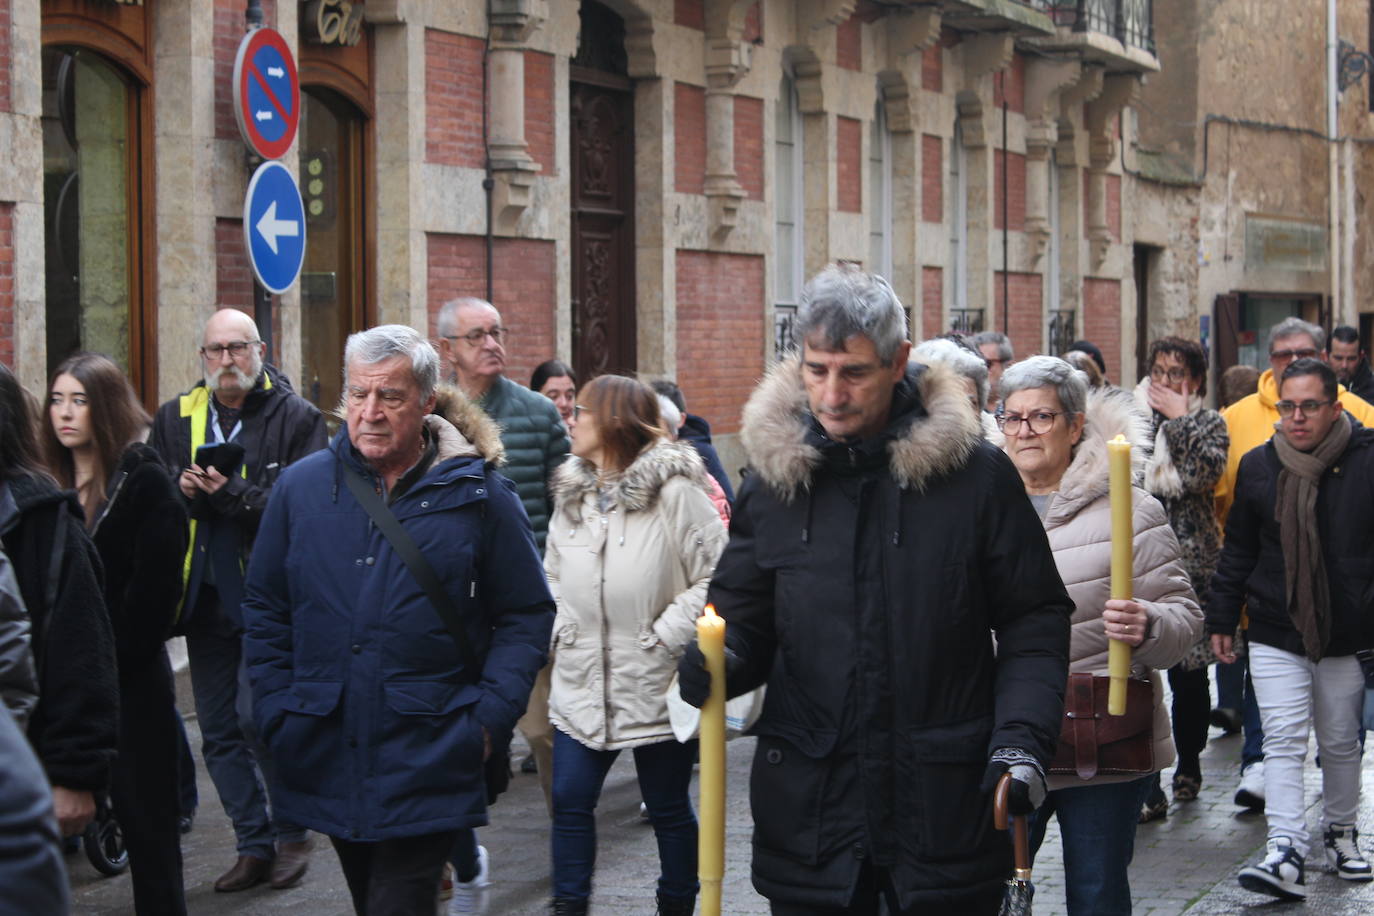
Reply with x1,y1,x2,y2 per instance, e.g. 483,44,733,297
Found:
477,375,569,550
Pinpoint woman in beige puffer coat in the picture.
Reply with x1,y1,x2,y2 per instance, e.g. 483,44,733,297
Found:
544,375,727,916
998,356,1203,916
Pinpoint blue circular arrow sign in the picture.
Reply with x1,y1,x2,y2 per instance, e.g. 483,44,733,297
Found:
244,161,306,294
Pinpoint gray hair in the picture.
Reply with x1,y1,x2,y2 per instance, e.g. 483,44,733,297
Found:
436,297,500,338
912,338,989,409
344,325,440,402
656,394,682,437
998,355,1088,418
796,263,907,365
1268,316,1324,353
970,330,1013,363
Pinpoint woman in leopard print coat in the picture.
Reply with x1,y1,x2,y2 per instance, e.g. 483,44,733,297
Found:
1133,337,1229,819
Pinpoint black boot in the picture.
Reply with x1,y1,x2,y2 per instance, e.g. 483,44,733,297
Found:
655,893,696,915
549,898,589,915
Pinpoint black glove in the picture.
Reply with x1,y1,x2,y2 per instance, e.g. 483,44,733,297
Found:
676,641,744,708
981,747,1047,816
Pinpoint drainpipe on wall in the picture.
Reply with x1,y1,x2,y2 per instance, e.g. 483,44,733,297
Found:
1328,0,1341,329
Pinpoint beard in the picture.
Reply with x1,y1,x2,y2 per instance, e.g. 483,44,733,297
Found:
205,351,263,395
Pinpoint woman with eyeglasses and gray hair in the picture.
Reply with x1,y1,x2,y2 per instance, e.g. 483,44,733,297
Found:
995,355,1203,915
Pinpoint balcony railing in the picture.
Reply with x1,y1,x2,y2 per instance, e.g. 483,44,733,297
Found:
1048,310,1078,357
1050,0,1154,55
950,309,985,336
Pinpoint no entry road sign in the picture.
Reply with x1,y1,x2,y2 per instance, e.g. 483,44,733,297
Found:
244,161,306,294
232,28,299,160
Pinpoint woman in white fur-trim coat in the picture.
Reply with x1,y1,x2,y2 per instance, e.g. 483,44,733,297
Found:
1133,337,1229,819
997,355,1204,916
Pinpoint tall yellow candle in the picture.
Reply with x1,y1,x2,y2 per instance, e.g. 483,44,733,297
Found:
1106,434,1133,716
697,603,727,916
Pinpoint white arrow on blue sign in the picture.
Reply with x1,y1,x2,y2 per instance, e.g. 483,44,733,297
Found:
243,161,306,294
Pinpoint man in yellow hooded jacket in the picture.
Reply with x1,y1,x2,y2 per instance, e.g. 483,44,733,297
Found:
1215,317,1374,524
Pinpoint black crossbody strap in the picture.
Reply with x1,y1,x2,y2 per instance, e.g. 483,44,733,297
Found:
342,463,478,673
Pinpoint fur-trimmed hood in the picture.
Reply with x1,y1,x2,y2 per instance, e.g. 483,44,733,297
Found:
1131,376,1202,499
551,438,711,520
1052,387,1152,518
739,356,983,500
431,383,505,466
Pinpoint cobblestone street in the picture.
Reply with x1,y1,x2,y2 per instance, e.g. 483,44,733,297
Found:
70,692,1374,915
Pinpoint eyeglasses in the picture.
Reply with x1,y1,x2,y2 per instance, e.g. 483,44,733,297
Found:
1275,399,1333,417
200,341,260,359
1149,366,1190,383
995,411,1064,435
447,327,507,346
1270,348,1318,362
573,405,592,420
984,357,1010,369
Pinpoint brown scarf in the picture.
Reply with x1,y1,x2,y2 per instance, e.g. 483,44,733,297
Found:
1272,411,1352,661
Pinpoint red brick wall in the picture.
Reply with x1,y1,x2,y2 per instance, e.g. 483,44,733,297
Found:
1107,174,1122,241
836,15,861,71
993,272,1043,360
215,219,255,310
675,82,706,195
675,251,764,435
425,30,485,168
1083,278,1122,383
0,2,11,113
215,0,277,141
0,204,12,367
836,116,862,213
734,95,764,200
992,55,1025,113
921,266,943,340
994,151,1027,231
525,51,555,175
922,44,942,93
426,233,556,386
921,135,942,223
674,0,704,29
743,2,762,43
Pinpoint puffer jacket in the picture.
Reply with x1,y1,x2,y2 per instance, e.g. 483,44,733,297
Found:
1215,368,1374,524
0,548,37,728
1027,389,1204,790
476,375,570,550
546,439,727,750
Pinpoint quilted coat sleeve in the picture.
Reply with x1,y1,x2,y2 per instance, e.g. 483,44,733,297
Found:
1128,490,1204,671
0,553,37,729
648,478,728,656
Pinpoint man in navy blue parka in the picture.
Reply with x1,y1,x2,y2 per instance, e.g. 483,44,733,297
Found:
242,325,553,913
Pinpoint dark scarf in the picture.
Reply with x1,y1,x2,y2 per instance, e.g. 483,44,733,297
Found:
1272,412,1352,661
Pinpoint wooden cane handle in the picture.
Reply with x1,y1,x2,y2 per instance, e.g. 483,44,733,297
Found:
993,771,1011,831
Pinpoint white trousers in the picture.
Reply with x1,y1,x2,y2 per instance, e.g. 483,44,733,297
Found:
1249,642,1364,857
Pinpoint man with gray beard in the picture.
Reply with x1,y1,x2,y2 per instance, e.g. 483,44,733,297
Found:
152,308,327,893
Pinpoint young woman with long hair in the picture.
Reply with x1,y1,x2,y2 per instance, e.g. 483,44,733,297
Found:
44,353,189,914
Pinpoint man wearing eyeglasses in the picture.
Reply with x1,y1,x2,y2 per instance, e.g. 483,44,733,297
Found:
436,297,569,818
151,308,327,893
1208,358,1374,899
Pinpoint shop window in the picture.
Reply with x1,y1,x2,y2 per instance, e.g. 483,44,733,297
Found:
42,46,144,381
300,87,367,414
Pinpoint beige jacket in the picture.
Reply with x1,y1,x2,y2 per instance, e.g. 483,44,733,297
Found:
1028,390,1204,790
545,439,728,751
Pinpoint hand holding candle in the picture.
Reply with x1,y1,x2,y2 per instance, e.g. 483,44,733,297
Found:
1106,434,1134,716
697,604,726,916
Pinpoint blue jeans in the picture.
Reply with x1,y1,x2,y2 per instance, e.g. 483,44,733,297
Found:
551,729,698,903
1028,777,1151,916
186,595,303,858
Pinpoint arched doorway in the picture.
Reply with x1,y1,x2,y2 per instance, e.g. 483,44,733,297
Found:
570,0,636,380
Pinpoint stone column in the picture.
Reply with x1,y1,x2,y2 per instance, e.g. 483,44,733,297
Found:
488,0,546,234
959,32,1014,325
1022,59,1079,265
8,0,45,391
1054,65,1104,321
1084,74,1137,269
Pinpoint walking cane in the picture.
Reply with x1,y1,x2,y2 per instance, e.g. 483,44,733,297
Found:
993,772,1034,915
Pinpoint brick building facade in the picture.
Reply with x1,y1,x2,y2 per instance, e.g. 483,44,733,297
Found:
4,0,1165,474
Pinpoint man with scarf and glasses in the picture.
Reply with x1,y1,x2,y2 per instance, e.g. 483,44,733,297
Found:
1208,358,1374,901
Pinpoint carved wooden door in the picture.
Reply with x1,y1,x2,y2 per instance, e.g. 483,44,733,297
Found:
570,72,635,380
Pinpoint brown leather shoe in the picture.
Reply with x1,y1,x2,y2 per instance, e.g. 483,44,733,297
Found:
214,854,273,892
269,838,314,889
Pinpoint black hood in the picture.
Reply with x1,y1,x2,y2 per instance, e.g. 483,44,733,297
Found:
0,473,80,538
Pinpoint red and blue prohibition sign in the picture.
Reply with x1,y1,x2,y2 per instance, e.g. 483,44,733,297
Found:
232,28,299,161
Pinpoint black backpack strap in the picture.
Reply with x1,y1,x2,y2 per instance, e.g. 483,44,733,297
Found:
342,463,478,674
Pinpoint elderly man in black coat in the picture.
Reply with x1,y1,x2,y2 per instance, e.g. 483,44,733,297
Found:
679,264,1073,915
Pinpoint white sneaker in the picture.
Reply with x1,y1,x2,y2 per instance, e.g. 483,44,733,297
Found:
1325,823,1374,881
1234,760,1265,810
1238,837,1306,900
447,846,490,915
